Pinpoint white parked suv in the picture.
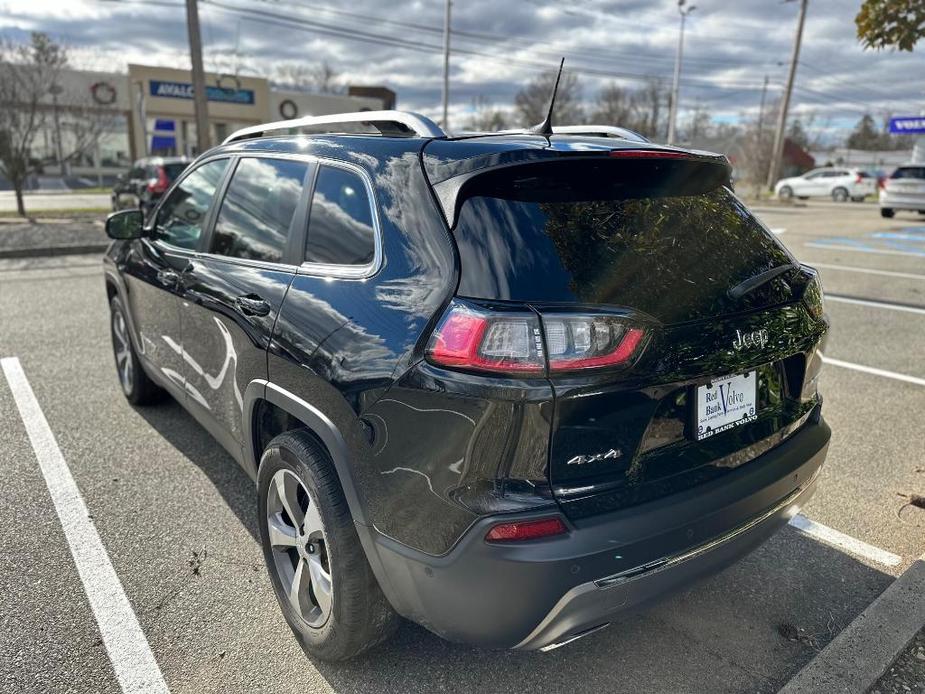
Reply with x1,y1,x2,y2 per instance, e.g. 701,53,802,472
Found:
775,167,876,202
879,165,925,218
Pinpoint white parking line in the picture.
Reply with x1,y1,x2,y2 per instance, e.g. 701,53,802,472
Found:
0,357,169,694
805,243,925,258
821,355,925,387
826,295,925,316
809,262,925,281
789,514,901,567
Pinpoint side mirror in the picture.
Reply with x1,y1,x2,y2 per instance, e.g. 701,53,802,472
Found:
105,209,144,240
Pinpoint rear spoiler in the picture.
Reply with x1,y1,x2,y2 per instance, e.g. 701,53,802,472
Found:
429,150,733,229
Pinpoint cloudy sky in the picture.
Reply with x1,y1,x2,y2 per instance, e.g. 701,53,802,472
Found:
2,0,922,140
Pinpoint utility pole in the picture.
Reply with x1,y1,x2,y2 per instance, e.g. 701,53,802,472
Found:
766,0,808,189
185,0,211,153
667,0,696,145
441,0,452,130
754,74,769,198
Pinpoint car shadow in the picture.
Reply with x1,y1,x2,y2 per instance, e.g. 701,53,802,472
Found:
135,397,260,543
135,396,895,694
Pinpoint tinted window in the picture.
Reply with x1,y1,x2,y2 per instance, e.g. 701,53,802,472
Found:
891,167,925,180
154,159,228,250
210,157,308,263
305,166,375,266
454,182,793,324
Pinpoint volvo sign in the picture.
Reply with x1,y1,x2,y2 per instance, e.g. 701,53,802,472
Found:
889,116,925,135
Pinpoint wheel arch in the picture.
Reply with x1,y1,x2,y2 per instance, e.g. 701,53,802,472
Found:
243,380,370,526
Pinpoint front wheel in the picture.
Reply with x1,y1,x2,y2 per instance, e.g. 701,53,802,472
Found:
881,208,895,218
778,186,793,200
257,430,398,661
109,295,161,405
832,187,849,202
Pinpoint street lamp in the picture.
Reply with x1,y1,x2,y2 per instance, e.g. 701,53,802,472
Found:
667,0,696,145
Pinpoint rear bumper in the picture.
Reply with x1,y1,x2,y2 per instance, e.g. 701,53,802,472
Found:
362,412,830,650
879,191,925,210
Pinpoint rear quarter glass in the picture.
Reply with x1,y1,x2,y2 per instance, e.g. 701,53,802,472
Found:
453,182,793,325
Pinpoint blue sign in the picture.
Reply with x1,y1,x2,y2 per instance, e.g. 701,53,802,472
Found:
889,116,925,135
149,79,255,105
153,118,175,131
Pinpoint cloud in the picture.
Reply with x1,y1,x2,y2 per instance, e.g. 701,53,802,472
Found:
1,0,921,137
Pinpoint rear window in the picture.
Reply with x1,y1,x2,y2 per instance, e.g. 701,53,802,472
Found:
891,167,925,180
453,168,793,324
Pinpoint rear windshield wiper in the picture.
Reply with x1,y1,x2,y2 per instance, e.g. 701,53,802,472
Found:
728,263,799,300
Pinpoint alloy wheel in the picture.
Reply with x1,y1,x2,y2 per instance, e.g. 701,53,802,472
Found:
266,469,333,628
112,309,134,396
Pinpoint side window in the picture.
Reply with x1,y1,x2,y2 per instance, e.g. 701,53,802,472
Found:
154,159,228,250
210,157,308,263
305,165,376,266
804,171,822,179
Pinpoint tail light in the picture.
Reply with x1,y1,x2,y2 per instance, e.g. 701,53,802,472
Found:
485,516,567,542
426,302,545,375
426,300,647,376
542,315,645,372
146,166,170,194
855,174,862,184
879,176,887,190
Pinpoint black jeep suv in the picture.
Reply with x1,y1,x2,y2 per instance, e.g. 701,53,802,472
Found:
103,111,830,661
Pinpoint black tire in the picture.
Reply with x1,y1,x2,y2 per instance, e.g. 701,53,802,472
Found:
798,196,809,200
832,187,849,202
851,196,865,202
778,185,793,200
257,430,398,661
881,208,894,218
109,295,161,405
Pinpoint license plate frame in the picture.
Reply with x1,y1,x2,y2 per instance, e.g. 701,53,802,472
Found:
694,371,758,441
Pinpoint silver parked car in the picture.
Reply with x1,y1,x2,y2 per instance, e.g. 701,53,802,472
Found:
880,165,925,218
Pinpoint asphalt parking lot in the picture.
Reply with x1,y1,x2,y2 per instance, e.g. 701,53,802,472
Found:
1,200,923,694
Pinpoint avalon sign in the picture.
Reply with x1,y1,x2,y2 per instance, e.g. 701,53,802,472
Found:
889,116,925,135
149,79,256,105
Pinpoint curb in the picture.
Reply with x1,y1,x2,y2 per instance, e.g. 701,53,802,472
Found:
0,244,109,260
779,553,925,694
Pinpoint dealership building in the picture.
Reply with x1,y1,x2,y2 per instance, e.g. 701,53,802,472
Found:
29,64,395,182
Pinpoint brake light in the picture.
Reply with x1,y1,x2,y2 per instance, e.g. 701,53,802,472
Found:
855,174,862,184
146,166,170,194
426,302,545,375
543,315,645,372
609,149,690,160
426,301,647,375
485,516,567,542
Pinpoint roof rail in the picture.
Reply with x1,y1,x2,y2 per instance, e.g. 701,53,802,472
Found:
222,110,446,144
552,125,649,142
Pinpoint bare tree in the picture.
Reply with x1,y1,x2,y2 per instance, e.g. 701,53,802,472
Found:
629,79,668,140
514,68,583,127
592,83,634,125
273,61,343,94
0,32,114,217
463,95,510,132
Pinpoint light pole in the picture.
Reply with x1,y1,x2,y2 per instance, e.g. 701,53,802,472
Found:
441,0,452,130
667,0,695,145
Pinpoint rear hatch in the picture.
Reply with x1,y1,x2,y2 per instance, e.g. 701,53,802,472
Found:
434,146,827,519
885,166,925,199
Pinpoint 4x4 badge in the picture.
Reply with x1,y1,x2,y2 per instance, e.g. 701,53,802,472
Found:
732,328,769,351
567,449,622,465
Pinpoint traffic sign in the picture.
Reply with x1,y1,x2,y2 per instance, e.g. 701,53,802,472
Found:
889,116,925,134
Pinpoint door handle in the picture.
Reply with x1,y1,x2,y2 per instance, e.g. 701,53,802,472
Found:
235,295,271,317
156,269,179,286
